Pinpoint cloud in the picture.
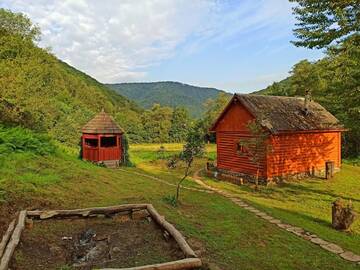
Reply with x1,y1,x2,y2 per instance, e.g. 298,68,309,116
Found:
1,0,294,83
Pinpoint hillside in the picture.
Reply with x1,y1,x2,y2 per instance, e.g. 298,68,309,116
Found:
0,11,142,145
106,82,230,117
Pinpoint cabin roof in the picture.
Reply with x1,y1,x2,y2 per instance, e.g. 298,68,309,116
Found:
210,94,344,133
82,111,123,134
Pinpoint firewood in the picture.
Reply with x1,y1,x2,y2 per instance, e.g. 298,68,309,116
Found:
0,211,26,270
0,219,16,258
146,205,196,258
100,258,202,270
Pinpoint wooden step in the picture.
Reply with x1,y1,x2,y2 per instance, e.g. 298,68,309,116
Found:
101,160,120,168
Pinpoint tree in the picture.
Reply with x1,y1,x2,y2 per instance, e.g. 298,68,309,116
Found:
238,118,271,190
0,8,40,42
290,59,323,96
169,123,205,203
200,92,231,141
290,0,360,49
141,104,173,143
169,107,191,142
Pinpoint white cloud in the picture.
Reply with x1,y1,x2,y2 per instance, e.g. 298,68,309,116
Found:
1,0,293,83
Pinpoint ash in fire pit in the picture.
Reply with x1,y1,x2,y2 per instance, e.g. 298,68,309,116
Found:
72,228,112,267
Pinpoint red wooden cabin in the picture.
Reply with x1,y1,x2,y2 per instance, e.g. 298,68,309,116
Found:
210,94,345,182
82,110,124,167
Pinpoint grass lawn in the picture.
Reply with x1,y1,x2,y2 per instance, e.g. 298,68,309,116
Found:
201,164,360,255
0,143,359,269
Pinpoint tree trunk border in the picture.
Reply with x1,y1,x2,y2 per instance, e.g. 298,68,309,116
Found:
0,204,201,270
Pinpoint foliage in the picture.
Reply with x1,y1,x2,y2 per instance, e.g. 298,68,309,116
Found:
0,8,40,42
162,194,178,207
290,0,360,49
169,107,191,142
0,125,56,157
199,92,231,142
107,81,229,118
238,118,271,189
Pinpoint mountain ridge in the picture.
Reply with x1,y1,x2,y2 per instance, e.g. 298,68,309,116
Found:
106,81,230,117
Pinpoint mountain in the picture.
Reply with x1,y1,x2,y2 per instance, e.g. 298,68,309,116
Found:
106,82,229,117
0,26,141,146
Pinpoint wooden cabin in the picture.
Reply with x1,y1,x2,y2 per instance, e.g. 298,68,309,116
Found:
209,94,345,182
82,110,124,168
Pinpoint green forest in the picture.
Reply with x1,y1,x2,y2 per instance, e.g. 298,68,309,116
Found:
107,81,228,117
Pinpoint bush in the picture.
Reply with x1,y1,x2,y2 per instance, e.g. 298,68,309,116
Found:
0,125,56,156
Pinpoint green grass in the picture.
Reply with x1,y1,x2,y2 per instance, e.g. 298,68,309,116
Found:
201,165,360,255
0,143,359,269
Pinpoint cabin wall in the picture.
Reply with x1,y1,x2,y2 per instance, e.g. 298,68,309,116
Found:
216,131,267,177
215,102,268,176
267,131,341,178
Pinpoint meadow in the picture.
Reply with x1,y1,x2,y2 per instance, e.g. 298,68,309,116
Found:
0,142,359,269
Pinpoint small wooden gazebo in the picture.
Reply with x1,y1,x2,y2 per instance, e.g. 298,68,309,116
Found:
81,110,124,167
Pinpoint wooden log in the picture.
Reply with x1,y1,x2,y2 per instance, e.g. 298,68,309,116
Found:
0,219,16,258
100,258,202,270
146,205,196,258
0,211,26,270
27,204,149,219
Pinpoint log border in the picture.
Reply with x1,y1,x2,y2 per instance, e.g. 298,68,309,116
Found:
0,204,201,270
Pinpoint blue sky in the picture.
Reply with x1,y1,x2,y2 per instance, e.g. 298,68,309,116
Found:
1,0,323,93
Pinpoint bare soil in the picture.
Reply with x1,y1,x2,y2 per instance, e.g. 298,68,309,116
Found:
10,215,184,270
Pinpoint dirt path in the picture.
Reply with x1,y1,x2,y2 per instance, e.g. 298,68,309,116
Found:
191,169,360,264
117,168,214,194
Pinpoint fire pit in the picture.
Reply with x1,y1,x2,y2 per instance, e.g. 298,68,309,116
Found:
0,204,202,270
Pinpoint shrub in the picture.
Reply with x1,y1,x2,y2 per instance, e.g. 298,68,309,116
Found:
0,125,56,156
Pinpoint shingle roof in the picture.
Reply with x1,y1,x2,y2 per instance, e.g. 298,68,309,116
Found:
82,111,123,134
211,94,344,133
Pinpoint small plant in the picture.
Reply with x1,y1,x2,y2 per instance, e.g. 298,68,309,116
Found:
163,194,178,207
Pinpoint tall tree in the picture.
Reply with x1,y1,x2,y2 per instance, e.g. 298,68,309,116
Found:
169,107,191,142
290,0,360,49
0,8,40,42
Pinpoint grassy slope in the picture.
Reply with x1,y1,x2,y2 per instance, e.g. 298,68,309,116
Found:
0,143,359,269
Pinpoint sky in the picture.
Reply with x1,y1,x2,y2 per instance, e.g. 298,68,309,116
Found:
1,0,324,93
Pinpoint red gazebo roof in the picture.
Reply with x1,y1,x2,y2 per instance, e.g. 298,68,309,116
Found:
82,110,123,134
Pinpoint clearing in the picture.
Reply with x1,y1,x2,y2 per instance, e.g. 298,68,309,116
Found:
0,143,359,269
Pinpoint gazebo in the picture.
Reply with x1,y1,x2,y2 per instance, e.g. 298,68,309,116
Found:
81,110,124,167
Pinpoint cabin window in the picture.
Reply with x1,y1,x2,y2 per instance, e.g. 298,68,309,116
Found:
85,138,98,147
100,136,117,147
236,143,247,154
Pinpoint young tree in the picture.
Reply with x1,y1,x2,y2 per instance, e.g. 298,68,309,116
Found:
170,123,205,202
238,118,271,190
290,0,360,49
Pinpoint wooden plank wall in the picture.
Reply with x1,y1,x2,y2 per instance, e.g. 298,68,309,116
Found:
267,132,341,178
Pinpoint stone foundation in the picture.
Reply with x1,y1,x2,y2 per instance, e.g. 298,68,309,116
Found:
206,163,340,186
